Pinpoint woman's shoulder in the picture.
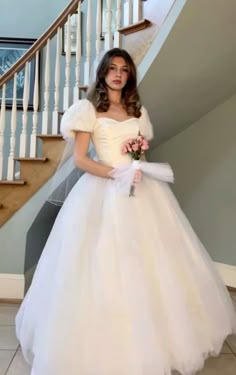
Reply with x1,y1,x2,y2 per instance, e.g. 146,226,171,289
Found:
69,98,95,114
60,99,96,139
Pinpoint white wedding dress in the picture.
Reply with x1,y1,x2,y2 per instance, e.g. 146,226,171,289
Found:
16,99,236,375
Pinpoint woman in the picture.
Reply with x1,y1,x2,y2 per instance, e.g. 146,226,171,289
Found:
16,48,236,375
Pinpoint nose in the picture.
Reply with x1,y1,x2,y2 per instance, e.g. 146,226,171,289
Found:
116,69,121,77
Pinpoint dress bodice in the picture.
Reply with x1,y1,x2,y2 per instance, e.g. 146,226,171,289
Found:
60,99,153,168
92,117,141,167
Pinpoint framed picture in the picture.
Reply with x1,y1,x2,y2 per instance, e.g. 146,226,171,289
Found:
62,12,82,55
0,37,38,110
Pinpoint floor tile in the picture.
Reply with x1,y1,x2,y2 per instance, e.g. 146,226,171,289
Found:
197,354,236,374
6,350,31,375
0,305,19,326
0,350,15,375
226,334,236,354
0,327,18,350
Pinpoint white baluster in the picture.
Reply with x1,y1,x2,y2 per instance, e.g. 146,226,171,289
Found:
96,0,102,57
63,15,71,110
20,61,29,157
30,51,39,157
84,0,92,85
7,73,17,180
105,0,113,50
0,84,6,179
114,0,122,47
42,39,50,134
52,28,61,133
124,0,132,26
133,0,142,23
73,3,82,103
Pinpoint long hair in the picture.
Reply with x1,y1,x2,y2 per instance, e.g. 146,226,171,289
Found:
87,48,142,118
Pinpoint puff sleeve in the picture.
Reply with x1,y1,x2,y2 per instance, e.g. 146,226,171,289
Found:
60,99,96,140
139,106,154,141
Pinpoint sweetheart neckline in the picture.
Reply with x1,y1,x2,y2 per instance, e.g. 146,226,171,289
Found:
95,117,136,124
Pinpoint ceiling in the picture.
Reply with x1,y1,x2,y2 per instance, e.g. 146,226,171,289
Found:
139,0,236,148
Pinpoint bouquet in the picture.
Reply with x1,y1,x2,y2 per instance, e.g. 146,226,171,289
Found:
110,133,174,197
121,133,149,196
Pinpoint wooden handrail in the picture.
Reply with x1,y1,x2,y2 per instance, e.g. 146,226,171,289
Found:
0,0,83,88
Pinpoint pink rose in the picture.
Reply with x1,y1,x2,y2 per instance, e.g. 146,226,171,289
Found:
141,140,149,150
132,143,139,151
137,135,143,142
121,145,128,154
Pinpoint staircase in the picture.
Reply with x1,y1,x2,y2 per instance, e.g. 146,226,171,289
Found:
1,0,175,227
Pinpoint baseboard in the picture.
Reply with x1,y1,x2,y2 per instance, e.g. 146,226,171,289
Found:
214,262,236,288
0,274,24,300
0,262,236,301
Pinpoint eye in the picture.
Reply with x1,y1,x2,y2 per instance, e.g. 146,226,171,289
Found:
109,66,115,70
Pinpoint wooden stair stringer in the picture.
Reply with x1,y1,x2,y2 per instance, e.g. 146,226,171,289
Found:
0,136,65,227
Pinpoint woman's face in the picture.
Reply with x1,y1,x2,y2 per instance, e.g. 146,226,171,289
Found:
105,56,129,92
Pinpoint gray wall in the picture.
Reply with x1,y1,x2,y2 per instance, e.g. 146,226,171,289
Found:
149,92,236,266
0,0,71,38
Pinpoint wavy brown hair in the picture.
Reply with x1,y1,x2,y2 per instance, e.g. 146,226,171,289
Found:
87,48,142,118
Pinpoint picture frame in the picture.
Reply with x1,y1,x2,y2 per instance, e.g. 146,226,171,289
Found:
62,12,82,55
0,37,38,110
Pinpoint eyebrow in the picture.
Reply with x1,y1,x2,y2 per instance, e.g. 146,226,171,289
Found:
110,63,129,68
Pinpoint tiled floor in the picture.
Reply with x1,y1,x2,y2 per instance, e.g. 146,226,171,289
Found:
0,293,236,375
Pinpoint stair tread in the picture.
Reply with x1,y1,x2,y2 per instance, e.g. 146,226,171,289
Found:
14,157,48,162
118,19,151,35
79,85,88,91
37,134,63,139
0,180,26,185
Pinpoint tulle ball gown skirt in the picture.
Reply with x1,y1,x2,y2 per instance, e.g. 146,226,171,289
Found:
16,173,236,375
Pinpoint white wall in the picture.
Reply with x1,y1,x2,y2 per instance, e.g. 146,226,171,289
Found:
149,92,236,266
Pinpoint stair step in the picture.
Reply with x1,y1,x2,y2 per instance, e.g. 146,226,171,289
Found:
79,85,88,92
0,180,26,185
37,134,63,140
14,157,48,163
118,19,151,35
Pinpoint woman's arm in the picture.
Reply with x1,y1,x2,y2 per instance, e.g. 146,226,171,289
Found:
74,131,113,178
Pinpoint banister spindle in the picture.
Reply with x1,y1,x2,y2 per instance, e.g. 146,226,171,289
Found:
114,0,122,47
0,84,6,179
52,28,61,133
63,14,72,110
84,0,92,85
30,51,39,157
42,39,50,134
73,3,82,102
96,0,102,57
20,61,29,157
124,0,132,26
133,0,142,23
105,0,113,50
7,73,17,180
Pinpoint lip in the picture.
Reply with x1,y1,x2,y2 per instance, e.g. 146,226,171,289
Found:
113,80,121,84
